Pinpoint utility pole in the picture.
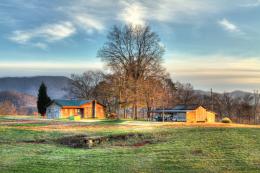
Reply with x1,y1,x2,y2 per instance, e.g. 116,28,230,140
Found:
253,90,259,124
211,88,214,111
162,104,165,122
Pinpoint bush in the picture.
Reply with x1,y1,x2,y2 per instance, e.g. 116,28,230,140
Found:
68,116,74,121
221,117,232,123
107,113,118,119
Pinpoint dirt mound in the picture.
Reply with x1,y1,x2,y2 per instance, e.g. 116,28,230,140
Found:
56,133,149,149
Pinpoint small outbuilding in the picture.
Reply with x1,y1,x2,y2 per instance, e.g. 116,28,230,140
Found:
151,105,215,123
46,100,105,119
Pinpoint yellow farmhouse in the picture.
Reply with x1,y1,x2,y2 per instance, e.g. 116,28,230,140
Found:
151,105,215,123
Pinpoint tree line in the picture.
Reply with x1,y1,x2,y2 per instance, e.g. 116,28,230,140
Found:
67,24,260,124
32,24,259,124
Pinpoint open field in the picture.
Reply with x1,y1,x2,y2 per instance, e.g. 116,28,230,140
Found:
0,116,260,173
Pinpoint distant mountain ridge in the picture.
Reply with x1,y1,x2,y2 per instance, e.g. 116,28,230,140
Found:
0,76,254,100
195,89,253,98
0,76,72,99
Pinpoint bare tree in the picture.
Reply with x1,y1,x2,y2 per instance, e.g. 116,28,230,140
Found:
70,70,104,99
213,93,225,120
0,101,16,115
175,82,195,105
222,92,235,118
98,25,165,119
239,94,253,123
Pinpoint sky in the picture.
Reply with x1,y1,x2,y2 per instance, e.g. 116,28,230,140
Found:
1,0,260,92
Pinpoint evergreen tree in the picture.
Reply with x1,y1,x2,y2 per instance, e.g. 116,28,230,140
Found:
37,82,51,116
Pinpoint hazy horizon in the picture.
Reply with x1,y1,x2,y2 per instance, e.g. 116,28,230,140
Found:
1,0,260,92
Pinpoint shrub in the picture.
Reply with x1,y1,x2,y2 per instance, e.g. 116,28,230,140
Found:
107,113,118,119
68,116,74,121
221,117,232,123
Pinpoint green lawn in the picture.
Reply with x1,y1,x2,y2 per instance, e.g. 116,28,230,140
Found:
0,117,259,173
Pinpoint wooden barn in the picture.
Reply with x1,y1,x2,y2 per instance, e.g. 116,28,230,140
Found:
151,105,215,123
46,100,105,119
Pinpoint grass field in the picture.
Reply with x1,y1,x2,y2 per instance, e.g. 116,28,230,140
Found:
0,116,260,173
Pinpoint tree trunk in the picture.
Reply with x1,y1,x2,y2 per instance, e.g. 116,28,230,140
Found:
147,107,151,121
123,107,126,119
134,103,138,120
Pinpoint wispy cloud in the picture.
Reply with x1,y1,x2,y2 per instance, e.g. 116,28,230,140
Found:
9,22,76,48
74,14,104,33
0,60,103,77
56,1,106,33
117,0,222,25
0,61,102,69
218,18,240,33
33,42,47,50
241,0,260,7
165,54,260,91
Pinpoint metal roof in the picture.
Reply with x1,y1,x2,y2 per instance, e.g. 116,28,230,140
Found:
52,99,92,107
172,104,199,110
150,104,201,113
151,110,188,113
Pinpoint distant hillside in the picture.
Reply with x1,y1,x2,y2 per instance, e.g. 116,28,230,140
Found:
0,91,37,115
195,89,253,98
229,90,253,99
0,76,72,99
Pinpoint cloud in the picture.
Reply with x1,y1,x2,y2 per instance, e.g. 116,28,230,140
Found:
218,18,240,33
74,14,104,33
9,31,32,44
165,54,260,91
9,22,76,47
0,60,103,77
56,2,106,33
241,0,260,7
118,2,147,26
117,0,222,25
148,0,217,23
33,42,47,49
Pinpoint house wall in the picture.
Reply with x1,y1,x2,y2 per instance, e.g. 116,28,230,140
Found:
46,100,106,119
206,112,215,122
186,111,196,123
82,101,106,119
61,108,79,118
195,107,207,122
186,107,216,123
96,103,105,119
83,103,93,118
46,103,61,119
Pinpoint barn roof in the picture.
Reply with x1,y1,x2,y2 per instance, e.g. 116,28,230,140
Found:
150,104,201,113
52,99,92,107
172,104,199,111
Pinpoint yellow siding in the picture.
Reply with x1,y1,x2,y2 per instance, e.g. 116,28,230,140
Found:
186,106,216,123
195,107,207,122
206,112,215,123
186,111,196,123
61,109,70,118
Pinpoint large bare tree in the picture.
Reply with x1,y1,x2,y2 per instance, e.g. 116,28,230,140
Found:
70,70,104,99
175,82,195,105
98,25,165,119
